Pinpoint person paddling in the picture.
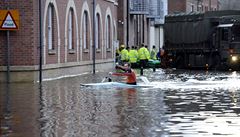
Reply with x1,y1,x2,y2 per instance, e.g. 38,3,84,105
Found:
110,63,137,85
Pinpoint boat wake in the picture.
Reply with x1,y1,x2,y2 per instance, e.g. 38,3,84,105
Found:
150,78,240,91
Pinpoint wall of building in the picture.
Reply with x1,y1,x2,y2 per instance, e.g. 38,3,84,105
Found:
168,0,187,14
0,0,118,82
219,0,240,10
168,0,219,14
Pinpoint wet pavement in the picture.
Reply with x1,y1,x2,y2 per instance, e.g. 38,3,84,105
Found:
1,69,240,137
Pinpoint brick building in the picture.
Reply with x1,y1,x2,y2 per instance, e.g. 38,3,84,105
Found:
0,0,118,82
168,0,219,14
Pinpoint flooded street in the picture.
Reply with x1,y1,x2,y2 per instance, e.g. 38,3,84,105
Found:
1,69,240,137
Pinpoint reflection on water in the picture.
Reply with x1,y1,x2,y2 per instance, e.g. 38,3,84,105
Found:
1,69,240,137
0,83,40,137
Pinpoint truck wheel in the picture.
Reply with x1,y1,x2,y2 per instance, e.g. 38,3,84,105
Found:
212,55,221,70
176,55,185,69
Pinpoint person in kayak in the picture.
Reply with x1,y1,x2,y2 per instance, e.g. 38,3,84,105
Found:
110,63,137,85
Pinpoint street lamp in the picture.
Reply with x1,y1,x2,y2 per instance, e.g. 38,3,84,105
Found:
39,0,43,83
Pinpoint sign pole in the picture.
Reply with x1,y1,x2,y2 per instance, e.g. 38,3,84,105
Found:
6,5,10,83
6,30,10,83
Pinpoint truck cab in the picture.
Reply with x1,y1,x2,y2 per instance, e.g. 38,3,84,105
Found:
215,20,240,69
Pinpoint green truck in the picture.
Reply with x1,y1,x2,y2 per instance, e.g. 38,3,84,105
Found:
163,10,240,70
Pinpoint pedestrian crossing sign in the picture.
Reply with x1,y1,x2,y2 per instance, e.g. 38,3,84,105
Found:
0,10,19,30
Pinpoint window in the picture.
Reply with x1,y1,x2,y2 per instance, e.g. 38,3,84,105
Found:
96,14,101,49
68,9,74,50
191,5,194,12
205,6,208,11
106,16,111,49
48,5,54,50
221,28,228,41
83,11,89,49
232,25,240,41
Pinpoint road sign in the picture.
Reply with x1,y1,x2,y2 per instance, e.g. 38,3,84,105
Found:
0,10,19,30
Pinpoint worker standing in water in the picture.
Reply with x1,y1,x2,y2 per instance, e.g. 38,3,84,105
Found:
138,44,148,68
128,46,138,68
120,45,129,65
150,45,157,60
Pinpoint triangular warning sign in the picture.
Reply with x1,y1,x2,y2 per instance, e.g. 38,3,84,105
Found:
1,12,18,29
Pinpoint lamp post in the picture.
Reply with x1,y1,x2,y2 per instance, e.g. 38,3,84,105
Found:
39,0,43,83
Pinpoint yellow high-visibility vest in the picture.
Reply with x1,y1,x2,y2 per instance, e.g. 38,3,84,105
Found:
150,49,157,60
145,48,150,60
138,47,147,60
121,49,129,61
129,49,138,63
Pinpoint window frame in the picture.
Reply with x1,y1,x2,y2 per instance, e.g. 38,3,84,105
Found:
83,11,89,50
68,9,74,50
48,5,54,50
106,16,111,50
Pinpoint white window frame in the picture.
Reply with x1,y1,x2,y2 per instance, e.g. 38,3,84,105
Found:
48,5,53,50
68,9,73,50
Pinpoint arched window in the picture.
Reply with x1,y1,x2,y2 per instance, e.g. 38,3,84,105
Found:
96,13,101,49
83,11,89,49
68,8,74,50
48,4,54,50
106,15,111,49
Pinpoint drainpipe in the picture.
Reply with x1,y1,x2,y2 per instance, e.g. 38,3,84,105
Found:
126,0,129,47
93,0,96,74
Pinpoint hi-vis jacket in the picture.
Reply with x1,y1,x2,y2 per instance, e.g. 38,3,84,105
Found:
150,49,157,60
128,49,138,63
120,49,129,61
138,47,150,60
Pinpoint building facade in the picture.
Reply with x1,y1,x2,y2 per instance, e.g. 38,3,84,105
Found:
218,0,240,10
168,0,219,14
117,0,167,51
0,0,118,82
117,0,149,48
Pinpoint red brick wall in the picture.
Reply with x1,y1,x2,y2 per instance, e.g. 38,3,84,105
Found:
0,0,117,67
0,1,35,66
168,0,187,14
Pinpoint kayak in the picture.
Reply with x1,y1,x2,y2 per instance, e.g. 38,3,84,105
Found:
80,82,154,88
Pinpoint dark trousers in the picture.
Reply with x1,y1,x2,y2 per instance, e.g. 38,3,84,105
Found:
130,63,137,68
140,59,147,68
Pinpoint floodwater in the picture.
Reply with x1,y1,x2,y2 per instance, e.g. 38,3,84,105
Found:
1,69,240,137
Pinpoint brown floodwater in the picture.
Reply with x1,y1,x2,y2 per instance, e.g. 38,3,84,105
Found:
1,69,240,137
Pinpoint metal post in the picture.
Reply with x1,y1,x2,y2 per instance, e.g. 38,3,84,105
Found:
93,0,96,74
6,31,10,83
39,0,43,83
6,3,10,83
142,15,144,44
126,0,129,47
